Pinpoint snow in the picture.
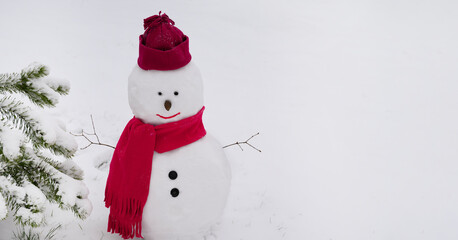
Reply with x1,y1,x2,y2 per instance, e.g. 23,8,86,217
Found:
0,126,23,159
0,176,26,205
22,182,46,208
56,173,91,211
15,207,43,226
16,182,47,225
0,193,6,220
0,96,78,156
29,112,78,153
30,79,61,106
1,0,458,239
43,77,71,95
0,176,46,226
22,63,50,78
20,147,93,217
92,149,114,171
59,159,85,180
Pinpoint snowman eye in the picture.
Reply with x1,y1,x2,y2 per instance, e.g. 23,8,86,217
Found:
174,91,179,96
158,92,162,96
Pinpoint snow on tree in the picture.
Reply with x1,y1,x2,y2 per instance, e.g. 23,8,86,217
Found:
0,63,91,227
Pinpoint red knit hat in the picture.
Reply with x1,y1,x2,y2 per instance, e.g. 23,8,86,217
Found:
138,12,192,71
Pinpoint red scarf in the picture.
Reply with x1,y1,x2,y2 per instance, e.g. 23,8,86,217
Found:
105,107,206,239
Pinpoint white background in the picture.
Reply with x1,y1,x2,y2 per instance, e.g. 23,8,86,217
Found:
1,0,458,239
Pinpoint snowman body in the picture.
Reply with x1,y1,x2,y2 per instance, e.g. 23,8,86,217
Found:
127,62,231,239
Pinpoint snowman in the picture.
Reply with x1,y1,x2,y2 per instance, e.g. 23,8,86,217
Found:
104,12,231,240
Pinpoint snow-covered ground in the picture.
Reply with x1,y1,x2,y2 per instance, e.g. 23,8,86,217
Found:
1,0,458,239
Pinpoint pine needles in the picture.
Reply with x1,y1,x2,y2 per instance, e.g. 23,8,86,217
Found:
0,63,90,230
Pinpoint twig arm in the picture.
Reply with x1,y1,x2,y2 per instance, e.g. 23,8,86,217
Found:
72,116,260,153
223,132,261,152
70,116,115,150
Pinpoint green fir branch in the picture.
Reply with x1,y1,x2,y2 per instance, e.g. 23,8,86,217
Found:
0,175,44,227
0,63,68,107
0,146,43,227
0,146,87,227
45,83,69,96
33,150,83,181
22,148,88,219
21,64,49,80
0,63,86,230
0,97,74,158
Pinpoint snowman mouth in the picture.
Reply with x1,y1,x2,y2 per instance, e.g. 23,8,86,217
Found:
156,112,181,119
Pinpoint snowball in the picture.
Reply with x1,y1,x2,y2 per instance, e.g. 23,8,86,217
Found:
141,134,231,239
128,62,204,125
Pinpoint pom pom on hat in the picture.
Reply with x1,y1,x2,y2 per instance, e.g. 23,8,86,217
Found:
138,12,192,71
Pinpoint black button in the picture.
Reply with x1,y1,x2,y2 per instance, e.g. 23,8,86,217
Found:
168,171,178,180
171,188,179,197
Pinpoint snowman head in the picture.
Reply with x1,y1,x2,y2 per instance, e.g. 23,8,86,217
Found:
128,61,204,125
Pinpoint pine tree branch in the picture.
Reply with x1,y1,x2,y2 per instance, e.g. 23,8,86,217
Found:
0,97,75,158
0,170,44,227
0,192,6,220
223,132,262,152
0,63,68,107
24,148,89,219
34,150,83,181
0,63,88,229
0,146,88,225
2,148,57,201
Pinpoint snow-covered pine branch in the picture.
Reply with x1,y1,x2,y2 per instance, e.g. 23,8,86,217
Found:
0,186,6,221
0,174,45,227
0,63,69,107
0,97,76,158
0,63,91,229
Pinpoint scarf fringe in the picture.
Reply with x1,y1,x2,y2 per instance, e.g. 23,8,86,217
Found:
108,214,143,239
105,191,144,239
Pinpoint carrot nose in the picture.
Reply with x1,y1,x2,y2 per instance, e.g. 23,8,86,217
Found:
164,100,172,111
